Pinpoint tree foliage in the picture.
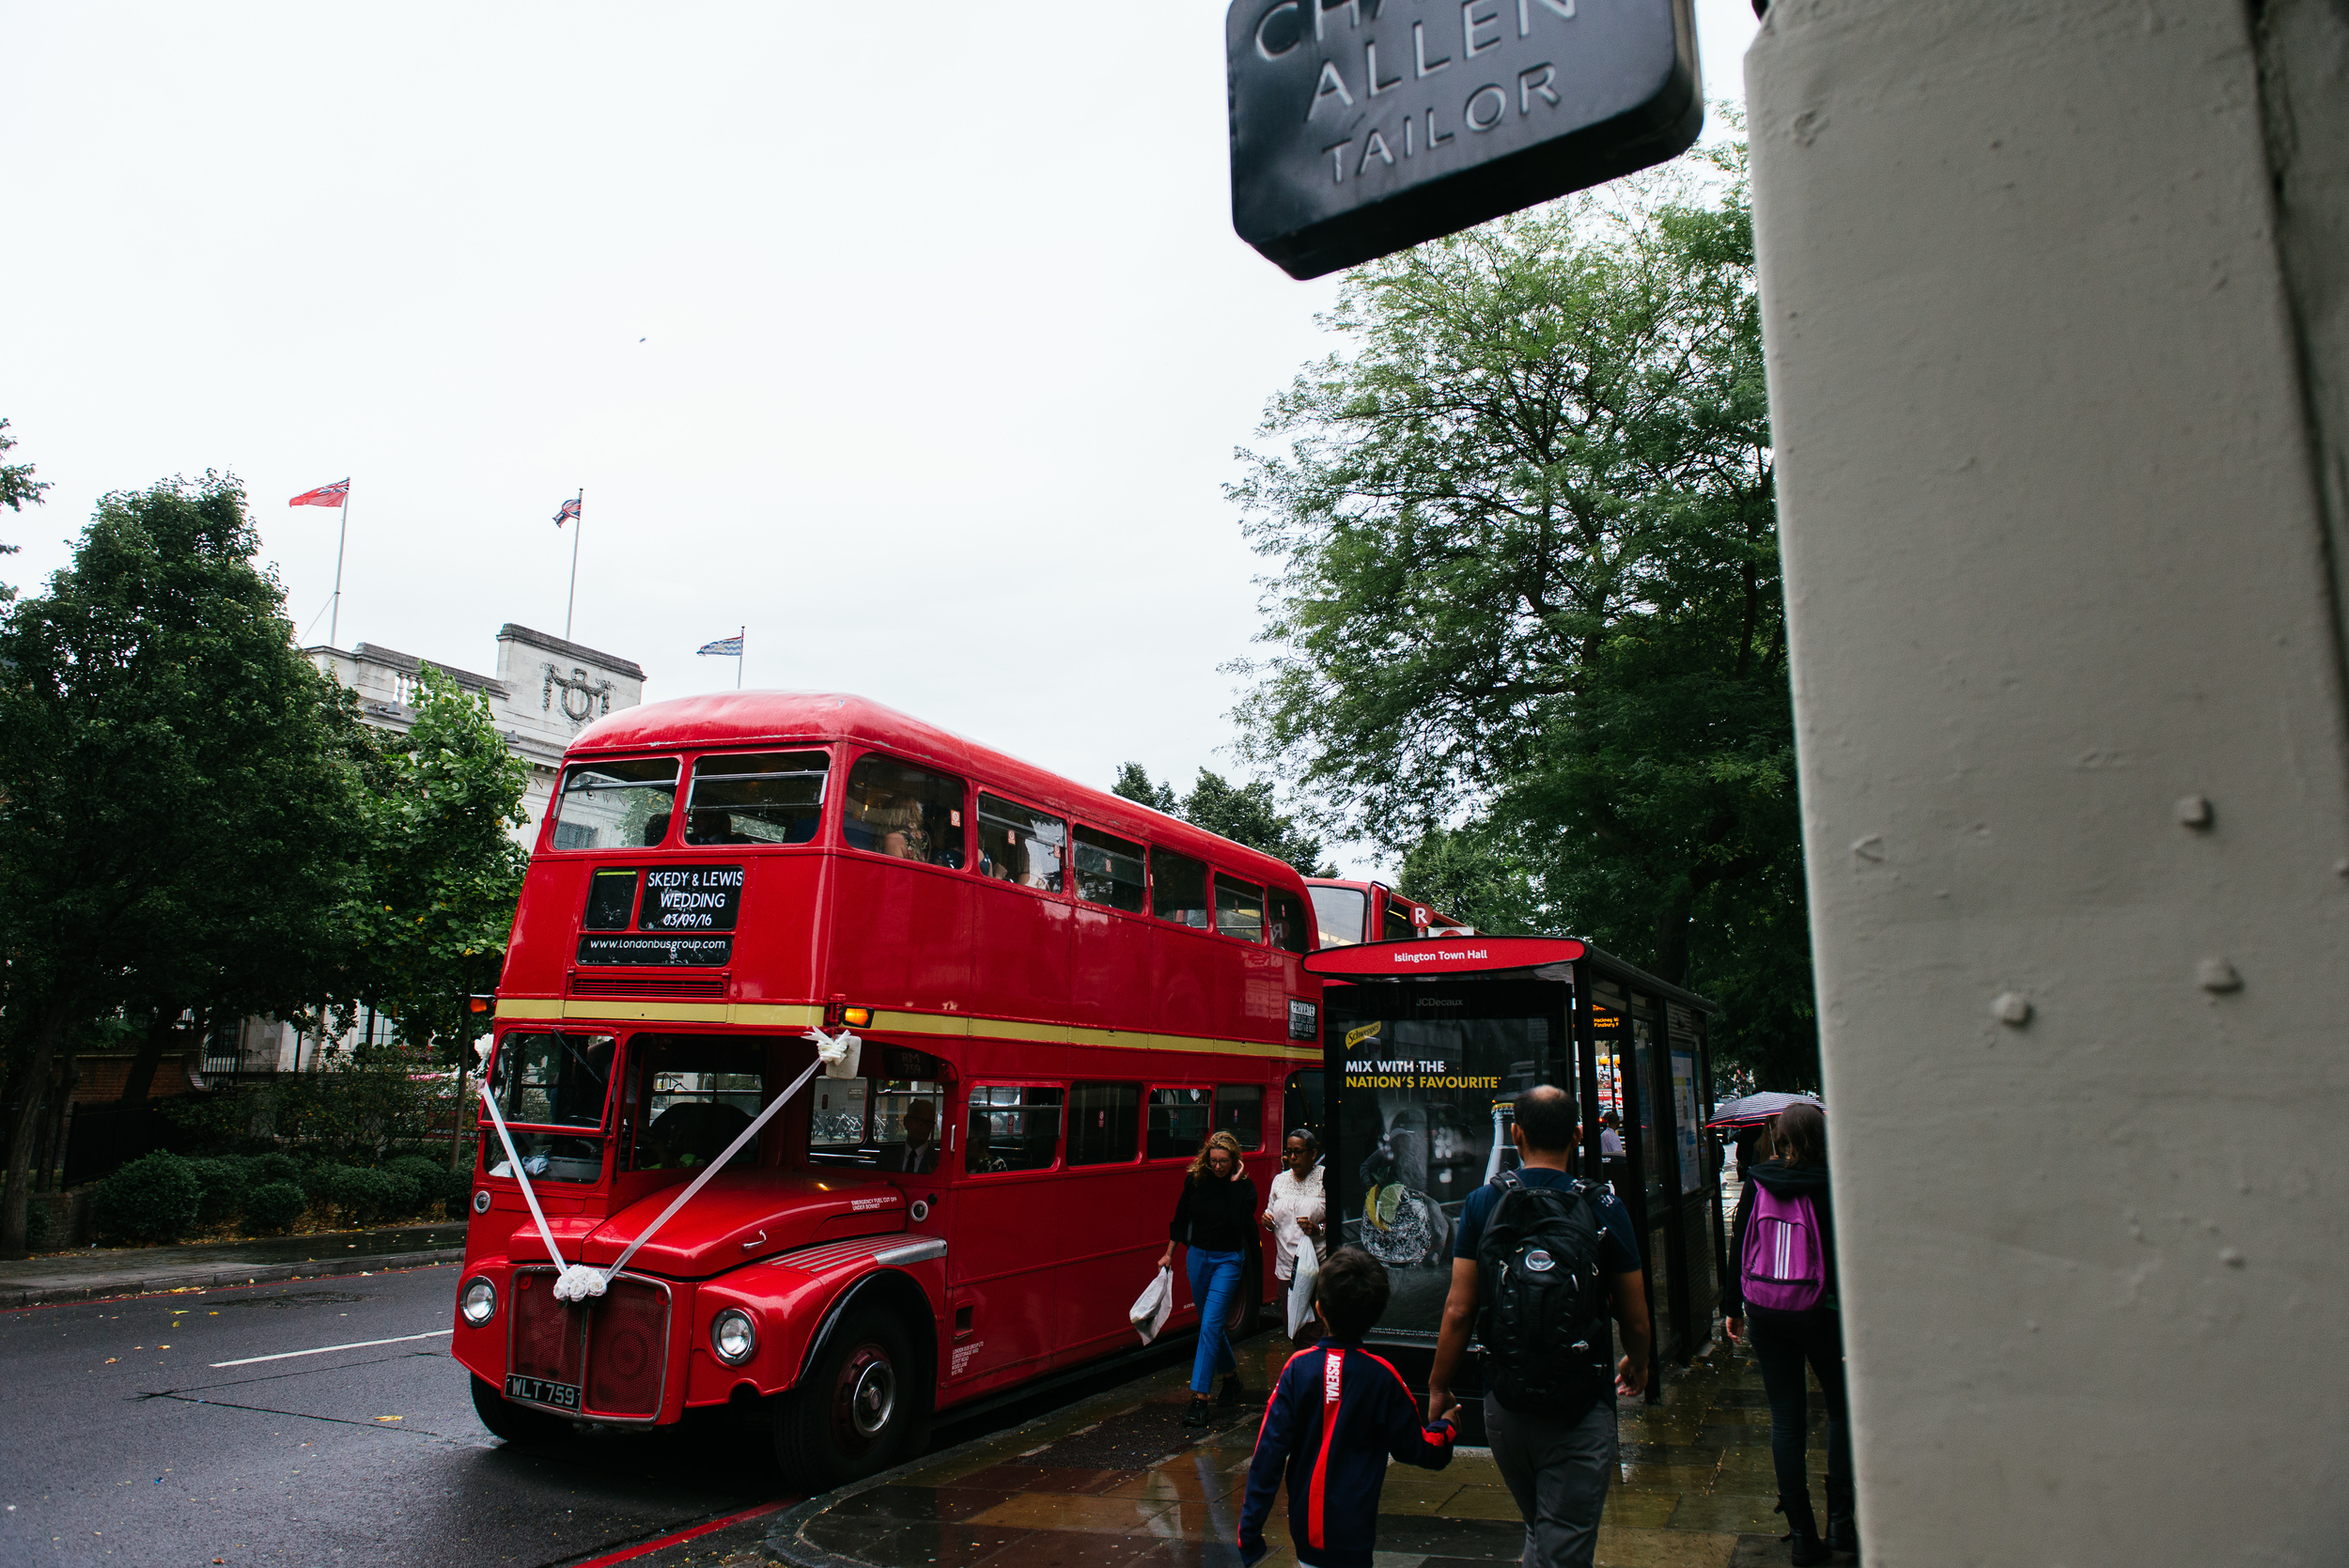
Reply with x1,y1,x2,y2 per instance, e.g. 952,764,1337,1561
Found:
1112,764,1335,877
0,474,367,1251
344,663,530,1062
0,417,46,604
1229,146,1817,1087
0,474,534,1253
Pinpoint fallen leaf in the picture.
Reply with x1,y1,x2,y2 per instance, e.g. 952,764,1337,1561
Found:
374,1415,402,1422
104,1358,117,1364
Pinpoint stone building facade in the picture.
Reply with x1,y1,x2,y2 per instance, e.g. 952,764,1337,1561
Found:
303,622,646,847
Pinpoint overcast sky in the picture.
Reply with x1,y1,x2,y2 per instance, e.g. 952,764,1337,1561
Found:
1,2,1757,877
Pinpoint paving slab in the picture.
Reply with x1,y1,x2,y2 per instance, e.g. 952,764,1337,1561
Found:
764,1330,1854,1568
0,1220,466,1306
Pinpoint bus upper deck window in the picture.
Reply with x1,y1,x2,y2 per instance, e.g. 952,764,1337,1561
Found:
1310,884,1365,947
686,751,829,846
1268,889,1311,955
1073,825,1146,913
977,794,1066,892
550,758,678,851
1151,849,1208,928
841,753,967,869
1214,876,1266,942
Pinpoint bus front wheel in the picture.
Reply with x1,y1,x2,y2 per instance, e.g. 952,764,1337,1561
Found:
471,1374,569,1446
774,1311,922,1487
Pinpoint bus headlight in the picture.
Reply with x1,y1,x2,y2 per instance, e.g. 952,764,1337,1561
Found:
459,1277,498,1327
711,1309,757,1365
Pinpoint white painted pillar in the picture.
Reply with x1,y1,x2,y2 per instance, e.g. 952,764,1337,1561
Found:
1745,1,2349,1560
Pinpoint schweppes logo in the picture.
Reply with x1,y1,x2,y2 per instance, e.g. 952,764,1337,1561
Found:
1345,1021,1383,1049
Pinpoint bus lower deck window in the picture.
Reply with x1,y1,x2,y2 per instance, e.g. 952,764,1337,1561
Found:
1148,1086,1212,1159
1214,1084,1265,1150
1066,1082,1142,1166
966,1085,1064,1173
1269,888,1311,955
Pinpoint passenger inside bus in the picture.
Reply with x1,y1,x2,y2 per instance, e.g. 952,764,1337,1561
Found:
806,1072,948,1171
840,753,966,868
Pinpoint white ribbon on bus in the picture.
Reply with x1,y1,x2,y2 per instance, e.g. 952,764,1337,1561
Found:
476,1028,862,1304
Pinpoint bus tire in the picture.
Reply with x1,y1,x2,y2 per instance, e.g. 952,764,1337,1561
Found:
470,1374,569,1446
774,1311,919,1488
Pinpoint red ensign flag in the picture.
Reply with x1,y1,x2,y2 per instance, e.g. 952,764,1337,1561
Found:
290,479,350,507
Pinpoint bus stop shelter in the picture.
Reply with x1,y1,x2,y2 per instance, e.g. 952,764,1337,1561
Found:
1304,936,1720,1423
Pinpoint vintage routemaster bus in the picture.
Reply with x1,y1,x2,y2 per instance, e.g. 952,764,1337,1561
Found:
452,693,1324,1484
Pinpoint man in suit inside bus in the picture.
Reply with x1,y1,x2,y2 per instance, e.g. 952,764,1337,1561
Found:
889,1098,939,1173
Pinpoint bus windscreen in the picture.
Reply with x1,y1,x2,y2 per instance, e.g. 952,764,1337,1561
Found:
1310,884,1366,947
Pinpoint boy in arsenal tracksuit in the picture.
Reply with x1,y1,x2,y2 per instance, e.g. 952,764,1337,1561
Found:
1239,1247,1456,1568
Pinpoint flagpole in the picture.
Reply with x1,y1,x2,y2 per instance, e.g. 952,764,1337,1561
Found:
737,625,745,690
564,488,583,641
328,485,350,648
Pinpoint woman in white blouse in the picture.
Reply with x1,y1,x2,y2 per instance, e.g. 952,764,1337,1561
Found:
1258,1127,1327,1338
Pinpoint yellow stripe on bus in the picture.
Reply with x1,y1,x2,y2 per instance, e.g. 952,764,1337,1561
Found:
493,997,1315,1061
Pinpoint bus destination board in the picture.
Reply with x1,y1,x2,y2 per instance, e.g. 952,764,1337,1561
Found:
1226,0,1703,279
638,865,743,931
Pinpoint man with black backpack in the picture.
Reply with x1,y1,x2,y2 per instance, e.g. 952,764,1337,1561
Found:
1427,1086,1650,1568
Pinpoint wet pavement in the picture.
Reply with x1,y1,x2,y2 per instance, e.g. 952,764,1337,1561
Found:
0,1220,467,1305
766,1331,1838,1568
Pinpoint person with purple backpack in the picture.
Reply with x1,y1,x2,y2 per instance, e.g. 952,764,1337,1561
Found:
1723,1102,1853,1564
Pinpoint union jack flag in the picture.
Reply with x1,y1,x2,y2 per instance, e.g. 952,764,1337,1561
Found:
552,496,582,527
697,634,744,657
288,478,350,507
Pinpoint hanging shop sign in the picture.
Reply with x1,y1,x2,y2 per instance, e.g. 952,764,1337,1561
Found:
1226,0,1704,279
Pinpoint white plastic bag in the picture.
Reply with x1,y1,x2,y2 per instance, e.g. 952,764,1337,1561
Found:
1285,1245,1321,1339
1129,1265,1174,1344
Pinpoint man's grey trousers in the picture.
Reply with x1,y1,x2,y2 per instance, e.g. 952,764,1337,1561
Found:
1485,1395,1617,1568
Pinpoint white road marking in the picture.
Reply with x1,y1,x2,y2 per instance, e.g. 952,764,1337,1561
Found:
209,1328,452,1368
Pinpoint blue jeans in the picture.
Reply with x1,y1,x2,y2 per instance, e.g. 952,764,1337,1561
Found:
1186,1248,1243,1394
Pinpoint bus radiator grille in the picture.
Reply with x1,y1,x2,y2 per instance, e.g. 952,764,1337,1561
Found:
509,1273,584,1389
584,1277,670,1418
567,973,728,1001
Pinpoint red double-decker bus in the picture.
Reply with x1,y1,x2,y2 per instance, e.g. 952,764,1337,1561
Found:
451,693,1325,1483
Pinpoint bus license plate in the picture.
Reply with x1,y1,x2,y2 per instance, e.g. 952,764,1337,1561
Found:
506,1374,580,1410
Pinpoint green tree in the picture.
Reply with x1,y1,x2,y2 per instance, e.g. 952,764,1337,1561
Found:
1229,147,1816,1087
0,474,367,1255
1112,764,1335,878
0,417,46,603
342,663,529,1120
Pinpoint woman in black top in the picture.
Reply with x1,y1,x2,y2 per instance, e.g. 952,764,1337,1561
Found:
1159,1129,1258,1425
1723,1103,1852,1564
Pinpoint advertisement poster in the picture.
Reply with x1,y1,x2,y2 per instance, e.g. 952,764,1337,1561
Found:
1333,1012,1551,1336
1672,1048,1702,1193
